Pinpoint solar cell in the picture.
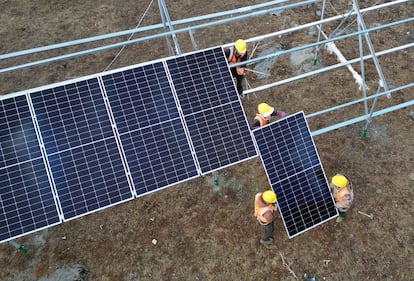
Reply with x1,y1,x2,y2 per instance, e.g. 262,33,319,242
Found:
31,79,114,154
166,47,257,174
0,96,60,243
102,62,199,196
102,62,179,134
253,112,337,238
30,79,133,220
119,119,198,195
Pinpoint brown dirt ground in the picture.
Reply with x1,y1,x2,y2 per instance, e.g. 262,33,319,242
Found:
0,0,413,280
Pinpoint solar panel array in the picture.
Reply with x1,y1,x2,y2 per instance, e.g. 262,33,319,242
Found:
253,112,338,238
0,47,256,243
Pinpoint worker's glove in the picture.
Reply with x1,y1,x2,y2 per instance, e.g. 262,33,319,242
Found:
277,111,288,118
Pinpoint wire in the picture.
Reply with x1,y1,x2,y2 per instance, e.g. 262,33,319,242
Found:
103,0,154,71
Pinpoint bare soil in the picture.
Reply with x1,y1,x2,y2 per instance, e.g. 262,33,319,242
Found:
0,1,413,280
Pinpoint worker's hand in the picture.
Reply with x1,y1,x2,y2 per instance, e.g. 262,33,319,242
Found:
277,111,288,118
236,66,245,76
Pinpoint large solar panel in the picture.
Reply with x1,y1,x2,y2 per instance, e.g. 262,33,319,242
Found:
1,46,259,243
0,96,61,243
30,79,133,220
102,62,199,195
253,112,337,238
166,47,256,174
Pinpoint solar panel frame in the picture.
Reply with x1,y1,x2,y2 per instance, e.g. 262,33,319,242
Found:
30,78,134,221
0,95,61,243
253,111,338,238
101,62,200,197
166,47,257,174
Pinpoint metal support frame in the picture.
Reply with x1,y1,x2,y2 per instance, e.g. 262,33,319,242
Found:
279,0,404,137
0,0,412,138
352,0,391,137
157,0,181,56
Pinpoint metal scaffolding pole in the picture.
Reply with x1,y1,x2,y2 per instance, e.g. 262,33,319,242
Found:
157,0,182,56
352,0,392,137
313,0,327,65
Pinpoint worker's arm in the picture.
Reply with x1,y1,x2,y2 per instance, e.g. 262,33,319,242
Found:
250,119,261,130
224,49,230,62
271,110,288,118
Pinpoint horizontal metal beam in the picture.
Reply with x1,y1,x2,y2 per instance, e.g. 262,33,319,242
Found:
0,0,315,61
245,42,414,94
306,83,414,119
233,17,413,69
311,99,414,136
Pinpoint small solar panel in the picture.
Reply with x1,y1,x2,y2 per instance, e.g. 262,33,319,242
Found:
253,112,337,238
102,62,199,196
30,79,133,220
0,96,60,243
166,47,256,174
102,63,179,134
31,79,114,154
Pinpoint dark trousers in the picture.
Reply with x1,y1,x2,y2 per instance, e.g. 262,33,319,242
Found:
231,68,245,96
339,211,347,218
262,221,274,241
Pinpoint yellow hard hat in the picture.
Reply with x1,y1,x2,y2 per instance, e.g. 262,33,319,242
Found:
262,190,277,203
257,103,274,117
332,174,348,188
234,39,247,54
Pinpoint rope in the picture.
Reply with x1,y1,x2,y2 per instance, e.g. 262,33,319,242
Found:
103,0,155,71
279,251,298,279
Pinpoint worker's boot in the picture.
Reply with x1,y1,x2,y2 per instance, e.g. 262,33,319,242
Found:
260,238,273,245
336,216,344,223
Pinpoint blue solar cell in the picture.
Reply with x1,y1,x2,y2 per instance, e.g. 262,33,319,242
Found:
0,157,60,243
0,96,42,168
30,79,133,220
102,62,199,195
102,62,179,135
47,138,132,220
120,118,198,195
166,47,256,174
184,103,256,173
166,48,235,116
257,115,320,185
253,112,337,238
275,166,337,235
31,78,113,154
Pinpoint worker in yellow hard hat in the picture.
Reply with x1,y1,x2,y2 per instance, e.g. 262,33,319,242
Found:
225,39,248,98
330,174,354,223
250,102,287,130
254,190,278,245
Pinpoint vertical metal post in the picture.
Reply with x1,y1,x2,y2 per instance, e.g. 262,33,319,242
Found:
357,5,368,135
362,83,382,137
157,0,174,56
313,0,327,65
157,0,182,56
188,29,199,50
8,239,28,253
353,0,390,96
213,171,219,189
353,0,391,137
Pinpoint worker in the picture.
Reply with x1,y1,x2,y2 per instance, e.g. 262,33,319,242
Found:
254,190,277,245
250,102,287,130
330,174,354,223
225,39,248,98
